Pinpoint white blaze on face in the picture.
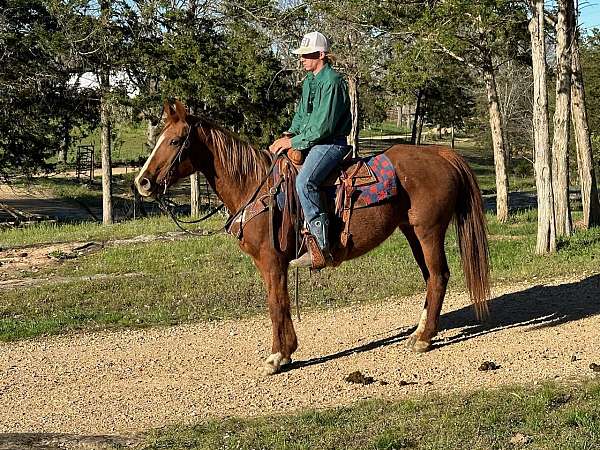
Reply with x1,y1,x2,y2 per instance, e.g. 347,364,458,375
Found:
134,131,167,193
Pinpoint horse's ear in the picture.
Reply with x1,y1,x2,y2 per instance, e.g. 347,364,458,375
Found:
174,100,188,123
163,100,178,123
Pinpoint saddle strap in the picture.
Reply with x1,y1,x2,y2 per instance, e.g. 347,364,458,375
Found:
335,163,365,247
278,159,301,252
268,178,283,250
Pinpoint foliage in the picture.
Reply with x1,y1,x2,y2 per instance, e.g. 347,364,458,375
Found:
124,0,296,148
0,0,99,178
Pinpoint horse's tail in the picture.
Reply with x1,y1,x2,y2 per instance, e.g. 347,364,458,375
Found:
439,148,490,320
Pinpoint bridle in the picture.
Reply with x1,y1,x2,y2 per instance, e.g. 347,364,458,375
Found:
155,120,227,236
155,120,286,237
161,121,199,195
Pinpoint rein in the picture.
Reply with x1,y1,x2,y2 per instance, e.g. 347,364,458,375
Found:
157,196,226,236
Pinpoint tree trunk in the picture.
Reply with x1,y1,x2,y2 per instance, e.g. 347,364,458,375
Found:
100,72,113,225
551,0,573,237
570,10,600,228
451,126,455,149
99,0,113,225
146,118,161,151
348,74,360,157
416,112,424,145
483,66,510,222
411,90,423,145
396,105,402,128
57,117,70,164
190,172,202,218
530,0,556,254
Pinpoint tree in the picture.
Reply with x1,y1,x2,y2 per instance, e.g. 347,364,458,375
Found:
529,0,556,253
49,0,135,224
551,0,574,237
571,17,600,228
0,0,98,178
395,0,530,223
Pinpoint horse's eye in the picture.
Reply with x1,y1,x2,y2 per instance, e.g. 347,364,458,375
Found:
170,138,180,146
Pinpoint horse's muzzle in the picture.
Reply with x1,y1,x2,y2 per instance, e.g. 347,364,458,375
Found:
135,177,155,197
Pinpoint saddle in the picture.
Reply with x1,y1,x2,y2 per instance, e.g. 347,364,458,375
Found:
276,148,379,253
227,147,398,262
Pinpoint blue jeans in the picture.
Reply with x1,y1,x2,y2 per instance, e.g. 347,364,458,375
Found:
296,143,350,224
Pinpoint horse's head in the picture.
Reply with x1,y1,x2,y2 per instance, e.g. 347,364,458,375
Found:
135,100,198,197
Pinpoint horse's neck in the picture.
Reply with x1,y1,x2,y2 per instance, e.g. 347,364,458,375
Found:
195,134,262,214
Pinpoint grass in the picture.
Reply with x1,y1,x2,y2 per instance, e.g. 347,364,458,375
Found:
63,122,148,166
0,214,182,248
0,209,599,342
452,139,536,194
360,121,411,138
142,380,600,449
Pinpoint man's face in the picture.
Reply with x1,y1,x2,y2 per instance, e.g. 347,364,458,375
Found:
300,51,324,72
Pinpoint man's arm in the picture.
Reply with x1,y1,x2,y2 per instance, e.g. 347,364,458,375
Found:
287,80,309,135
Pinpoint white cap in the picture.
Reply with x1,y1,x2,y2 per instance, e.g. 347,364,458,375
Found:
292,31,330,55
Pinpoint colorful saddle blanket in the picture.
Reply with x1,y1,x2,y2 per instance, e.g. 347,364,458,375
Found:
344,152,398,207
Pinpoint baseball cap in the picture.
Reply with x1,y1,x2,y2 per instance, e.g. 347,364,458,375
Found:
292,31,330,55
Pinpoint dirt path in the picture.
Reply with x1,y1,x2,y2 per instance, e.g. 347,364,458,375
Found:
0,273,599,443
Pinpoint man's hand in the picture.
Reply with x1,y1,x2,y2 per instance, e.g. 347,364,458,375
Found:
269,136,292,154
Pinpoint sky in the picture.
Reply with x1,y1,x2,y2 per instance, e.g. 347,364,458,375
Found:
580,1,600,31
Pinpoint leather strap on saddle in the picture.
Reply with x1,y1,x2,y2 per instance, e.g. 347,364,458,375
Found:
334,161,370,247
278,158,301,252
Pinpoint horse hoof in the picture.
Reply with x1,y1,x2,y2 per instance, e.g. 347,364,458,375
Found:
405,334,417,349
259,352,291,376
260,364,278,376
412,340,431,353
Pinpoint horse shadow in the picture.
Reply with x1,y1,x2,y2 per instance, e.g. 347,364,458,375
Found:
283,274,600,372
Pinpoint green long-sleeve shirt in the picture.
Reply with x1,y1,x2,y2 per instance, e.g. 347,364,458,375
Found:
288,64,352,151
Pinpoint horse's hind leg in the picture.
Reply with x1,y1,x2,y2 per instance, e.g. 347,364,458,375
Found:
401,224,450,353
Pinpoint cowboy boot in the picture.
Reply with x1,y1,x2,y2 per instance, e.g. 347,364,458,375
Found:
290,214,331,269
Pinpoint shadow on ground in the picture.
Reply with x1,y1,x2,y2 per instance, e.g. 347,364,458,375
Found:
284,274,600,372
436,273,600,349
0,432,140,450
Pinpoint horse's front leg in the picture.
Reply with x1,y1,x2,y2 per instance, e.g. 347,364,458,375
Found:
255,253,297,376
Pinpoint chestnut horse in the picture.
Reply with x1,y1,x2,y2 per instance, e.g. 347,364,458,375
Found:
135,100,490,376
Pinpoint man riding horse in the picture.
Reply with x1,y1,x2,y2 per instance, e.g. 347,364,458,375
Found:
269,31,352,269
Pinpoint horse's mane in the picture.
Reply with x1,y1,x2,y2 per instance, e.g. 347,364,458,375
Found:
194,116,272,184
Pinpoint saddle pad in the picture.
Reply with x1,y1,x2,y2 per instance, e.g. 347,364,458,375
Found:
355,153,398,207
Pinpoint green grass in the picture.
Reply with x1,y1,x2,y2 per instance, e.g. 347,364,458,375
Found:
360,121,410,138
0,210,598,342
0,214,185,248
142,380,600,449
453,140,536,194
68,123,147,165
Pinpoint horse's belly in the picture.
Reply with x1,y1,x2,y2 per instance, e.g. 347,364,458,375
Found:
338,201,402,261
